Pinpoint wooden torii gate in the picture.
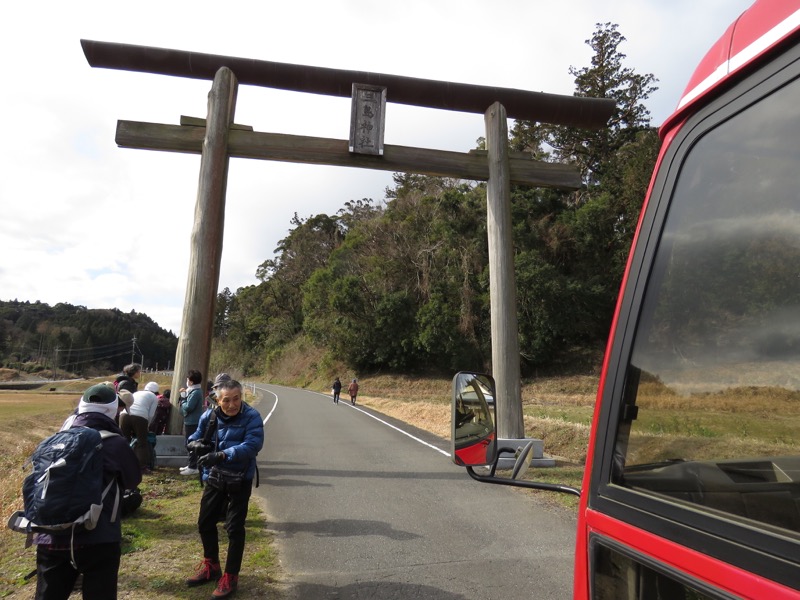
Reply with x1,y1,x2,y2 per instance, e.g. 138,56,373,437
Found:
81,40,614,439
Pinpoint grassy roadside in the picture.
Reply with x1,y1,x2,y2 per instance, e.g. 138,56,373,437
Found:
351,375,592,511
0,389,281,599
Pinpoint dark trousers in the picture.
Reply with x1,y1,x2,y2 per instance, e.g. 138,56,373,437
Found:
120,413,151,470
35,542,121,600
197,478,253,575
184,424,198,468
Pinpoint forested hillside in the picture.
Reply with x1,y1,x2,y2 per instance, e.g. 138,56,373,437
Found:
212,23,660,378
0,300,177,377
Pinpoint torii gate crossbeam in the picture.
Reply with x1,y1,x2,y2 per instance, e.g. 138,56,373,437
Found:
81,39,613,129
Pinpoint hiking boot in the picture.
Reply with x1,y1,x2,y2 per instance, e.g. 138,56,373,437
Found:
211,573,239,598
186,558,221,587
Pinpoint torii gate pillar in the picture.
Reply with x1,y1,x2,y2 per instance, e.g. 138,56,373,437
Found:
169,67,238,433
485,102,523,440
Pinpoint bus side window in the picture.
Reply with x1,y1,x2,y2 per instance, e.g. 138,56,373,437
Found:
591,540,718,600
612,71,800,537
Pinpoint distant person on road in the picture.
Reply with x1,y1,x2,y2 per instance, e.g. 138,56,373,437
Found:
185,379,264,598
179,370,204,476
348,378,359,405
332,377,342,404
120,382,159,473
114,363,142,394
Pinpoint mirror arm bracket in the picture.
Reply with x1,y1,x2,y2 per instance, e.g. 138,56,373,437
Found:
466,466,582,497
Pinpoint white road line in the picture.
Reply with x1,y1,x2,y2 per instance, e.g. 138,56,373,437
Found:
251,385,279,426
317,390,451,457
251,384,451,457
349,402,450,457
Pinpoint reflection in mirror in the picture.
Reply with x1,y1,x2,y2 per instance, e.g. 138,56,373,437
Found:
451,372,497,467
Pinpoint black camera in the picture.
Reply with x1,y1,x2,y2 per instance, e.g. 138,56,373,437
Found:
187,440,214,460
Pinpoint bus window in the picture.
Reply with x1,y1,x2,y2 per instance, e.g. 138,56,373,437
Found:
591,540,720,600
613,71,800,537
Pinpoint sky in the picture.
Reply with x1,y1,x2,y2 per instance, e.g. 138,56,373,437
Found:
1,0,755,335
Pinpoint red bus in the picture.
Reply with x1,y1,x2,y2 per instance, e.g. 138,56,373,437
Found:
452,1,800,597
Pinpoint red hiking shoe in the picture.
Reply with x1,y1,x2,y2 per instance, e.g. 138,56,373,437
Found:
212,573,239,598
185,558,221,587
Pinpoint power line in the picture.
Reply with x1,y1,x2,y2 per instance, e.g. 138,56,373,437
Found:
62,339,134,355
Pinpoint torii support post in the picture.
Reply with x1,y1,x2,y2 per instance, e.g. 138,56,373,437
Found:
168,67,238,434
485,102,523,440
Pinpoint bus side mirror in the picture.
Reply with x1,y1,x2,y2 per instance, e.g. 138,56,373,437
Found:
451,371,497,467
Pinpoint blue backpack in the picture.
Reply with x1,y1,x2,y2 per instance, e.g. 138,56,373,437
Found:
7,427,120,539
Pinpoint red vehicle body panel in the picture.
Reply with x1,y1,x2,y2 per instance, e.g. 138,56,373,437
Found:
453,433,496,467
581,509,800,599
666,0,800,133
575,1,800,597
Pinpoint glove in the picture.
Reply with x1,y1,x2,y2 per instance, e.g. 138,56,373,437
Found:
197,451,225,468
187,440,213,453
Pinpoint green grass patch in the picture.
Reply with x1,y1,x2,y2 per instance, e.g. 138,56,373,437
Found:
0,389,282,599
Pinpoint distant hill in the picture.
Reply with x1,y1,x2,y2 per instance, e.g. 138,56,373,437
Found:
0,300,178,377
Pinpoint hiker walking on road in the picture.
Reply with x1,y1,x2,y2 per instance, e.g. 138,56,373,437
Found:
33,384,141,600
348,378,359,405
185,379,264,598
332,377,342,404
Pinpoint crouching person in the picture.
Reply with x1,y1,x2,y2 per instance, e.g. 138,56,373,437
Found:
185,379,264,598
35,384,142,600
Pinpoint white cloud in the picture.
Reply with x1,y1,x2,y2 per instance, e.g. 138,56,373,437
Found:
0,0,753,334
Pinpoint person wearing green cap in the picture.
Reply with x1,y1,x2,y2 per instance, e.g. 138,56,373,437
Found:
32,383,141,599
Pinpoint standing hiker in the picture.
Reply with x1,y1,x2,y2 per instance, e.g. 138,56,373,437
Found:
185,379,264,598
348,378,359,405
332,377,342,404
31,384,141,599
179,370,204,476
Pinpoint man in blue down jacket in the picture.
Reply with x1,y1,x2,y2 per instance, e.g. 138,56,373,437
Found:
35,383,142,600
184,379,264,598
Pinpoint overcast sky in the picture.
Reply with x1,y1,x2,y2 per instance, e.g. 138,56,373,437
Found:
1,0,754,335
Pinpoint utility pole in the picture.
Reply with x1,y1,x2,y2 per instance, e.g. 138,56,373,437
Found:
53,347,59,382
131,337,136,364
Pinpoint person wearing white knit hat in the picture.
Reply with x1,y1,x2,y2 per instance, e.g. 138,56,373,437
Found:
33,383,141,599
120,382,159,473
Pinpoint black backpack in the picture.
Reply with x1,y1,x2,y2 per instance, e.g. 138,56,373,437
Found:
7,427,121,539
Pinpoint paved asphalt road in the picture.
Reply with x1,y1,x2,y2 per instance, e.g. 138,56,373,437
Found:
250,384,577,600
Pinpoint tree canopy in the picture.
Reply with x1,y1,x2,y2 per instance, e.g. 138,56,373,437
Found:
211,23,660,378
